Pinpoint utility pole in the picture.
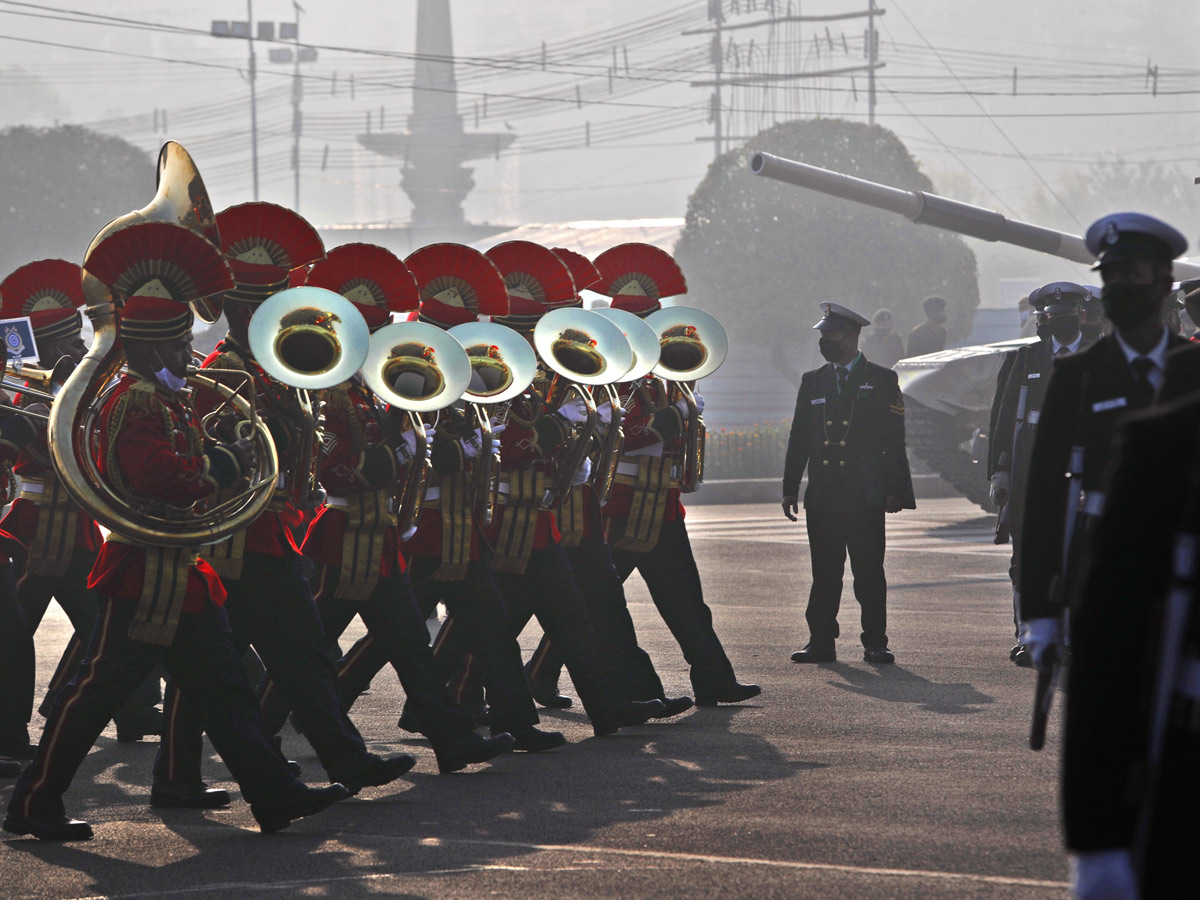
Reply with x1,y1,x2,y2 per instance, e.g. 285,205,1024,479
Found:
247,1,260,199
686,2,887,149
868,0,877,125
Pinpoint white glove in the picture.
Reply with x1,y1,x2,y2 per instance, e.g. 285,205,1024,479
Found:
571,456,593,485
1070,850,1138,900
990,471,1010,506
1019,617,1063,671
596,400,624,428
625,441,663,458
394,430,419,465
674,391,705,417
490,437,502,457
556,397,589,424
399,525,419,542
459,427,485,459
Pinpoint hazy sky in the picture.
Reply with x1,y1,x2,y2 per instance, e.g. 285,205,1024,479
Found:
2,0,1198,238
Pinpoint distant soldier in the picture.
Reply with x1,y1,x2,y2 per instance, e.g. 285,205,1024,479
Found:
1018,213,1189,669
906,295,949,358
860,309,905,369
1079,286,1109,344
989,283,1090,667
784,303,915,664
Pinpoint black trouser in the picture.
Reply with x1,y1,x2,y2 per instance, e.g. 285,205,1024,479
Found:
0,562,35,752
803,505,888,649
8,594,303,820
438,544,629,723
611,519,737,696
527,535,666,701
257,565,480,748
1141,726,1200,898
155,551,369,786
315,559,539,736
19,550,160,726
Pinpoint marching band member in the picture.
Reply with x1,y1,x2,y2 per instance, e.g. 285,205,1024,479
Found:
4,221,350,839
0,260,161,750
255,242,520,767
153,204,414,808
532,244,758,707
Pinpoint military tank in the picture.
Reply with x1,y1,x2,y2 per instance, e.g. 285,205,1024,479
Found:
747,150,1200,509
895,338,1034,509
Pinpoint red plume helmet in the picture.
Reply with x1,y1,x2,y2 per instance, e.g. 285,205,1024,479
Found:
592,243,687,317
551,247,602,301
83,221,234,307
0,259,87,344
306,243,419,330
216,202,325,294
405,243,509,328
485,241,576,308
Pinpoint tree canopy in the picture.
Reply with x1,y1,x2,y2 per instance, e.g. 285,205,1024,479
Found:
0,125,154,277
675,119,980,356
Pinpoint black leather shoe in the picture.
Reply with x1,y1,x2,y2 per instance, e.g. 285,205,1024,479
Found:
436,732,516,774
1,759,23,778
791,644,836,663
696,683,762,706
511,727,567,752
651,696,695,719
1011,644,1033,668
253,783,350,834
3,812,93,841
334,753,417,795
150,782,231,809
524,663,572,709
863,646,895,664
592,699,666,736
0,742,36,760
396,706,427,737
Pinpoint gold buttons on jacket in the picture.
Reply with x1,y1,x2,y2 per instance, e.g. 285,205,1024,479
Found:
842,420,849,426
839,460,845,466
840,441,846,446
822,459,829,465
824,440,830,446
826,420,833,426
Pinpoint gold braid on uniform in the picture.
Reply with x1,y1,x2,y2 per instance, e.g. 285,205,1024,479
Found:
18,391,81,575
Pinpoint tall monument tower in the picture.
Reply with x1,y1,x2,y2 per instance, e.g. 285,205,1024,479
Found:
358,0,515,233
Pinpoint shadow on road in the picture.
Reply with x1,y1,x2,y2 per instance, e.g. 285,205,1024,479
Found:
2,708,815,898
821,662,994,714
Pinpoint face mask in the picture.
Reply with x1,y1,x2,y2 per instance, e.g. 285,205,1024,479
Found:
1048,317,1081,345
151,348,188,393
1101,283,1159,332
1035,317,1052,340
818,337,843,362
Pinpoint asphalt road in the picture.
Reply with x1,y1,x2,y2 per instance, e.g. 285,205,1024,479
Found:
1,497,1070,900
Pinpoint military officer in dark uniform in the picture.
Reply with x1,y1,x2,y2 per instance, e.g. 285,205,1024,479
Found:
784,303,916,664
989,283,1089,666
1063,389,1200,899
1018,214,1189,669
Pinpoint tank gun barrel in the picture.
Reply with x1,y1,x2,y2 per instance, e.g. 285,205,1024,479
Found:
749,151,1200,279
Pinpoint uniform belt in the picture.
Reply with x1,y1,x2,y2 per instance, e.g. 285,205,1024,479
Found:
616,462,639,477
1026,410,1040,425
325,496,350,510
1177,657,1200,701
496,481,511,496
423,486,440,501
17,478,47,504
1081,491,1106,517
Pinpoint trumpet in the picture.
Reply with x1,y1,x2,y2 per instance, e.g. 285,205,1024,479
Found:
248,286,372,507
532,308,634,509
363,321,472,535
448,321,538,525
645,307,728,493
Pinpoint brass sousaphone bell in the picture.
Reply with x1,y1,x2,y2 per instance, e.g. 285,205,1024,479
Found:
645,306,727,492
249,286,371,390
85,141,225,324
363,320,472,413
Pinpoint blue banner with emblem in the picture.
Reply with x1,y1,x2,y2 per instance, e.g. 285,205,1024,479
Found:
0,316,39,364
